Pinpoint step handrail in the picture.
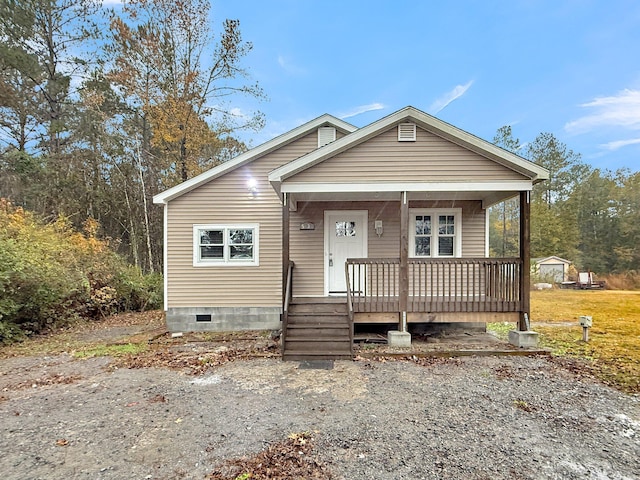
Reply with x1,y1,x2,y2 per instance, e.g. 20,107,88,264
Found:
345,261,354,356
281,261,294,355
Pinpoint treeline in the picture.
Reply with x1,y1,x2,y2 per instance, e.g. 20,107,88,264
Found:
0,0,263,272
490,127,640,275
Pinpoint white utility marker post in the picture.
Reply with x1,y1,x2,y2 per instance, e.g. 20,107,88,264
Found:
579,316,593,342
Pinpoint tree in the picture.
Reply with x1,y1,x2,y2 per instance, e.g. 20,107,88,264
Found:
0,0,102,155
100,0,264,271
526,132,590,260
107,0,264,185
0,0,265,274
0,0,42,151
616,171,640,271
566,169,620,273
527,132,586,206
489,126,521,256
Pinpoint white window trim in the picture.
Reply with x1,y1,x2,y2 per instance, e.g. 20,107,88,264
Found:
409,208,462,258
193,224,259,267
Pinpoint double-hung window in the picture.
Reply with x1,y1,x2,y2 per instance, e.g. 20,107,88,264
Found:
193,224,259,266
409,209,461,258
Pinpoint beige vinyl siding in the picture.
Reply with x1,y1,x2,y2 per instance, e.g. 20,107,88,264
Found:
166,132,318,308
290,200,485,296
289,126,529,183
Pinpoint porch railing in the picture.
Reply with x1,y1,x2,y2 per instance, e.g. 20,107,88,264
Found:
345,257,522,314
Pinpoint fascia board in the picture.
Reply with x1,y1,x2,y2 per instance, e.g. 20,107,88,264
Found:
281,180,533,194
153,114,356,204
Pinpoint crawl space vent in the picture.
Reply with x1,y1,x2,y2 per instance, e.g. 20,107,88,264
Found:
398,123,417,141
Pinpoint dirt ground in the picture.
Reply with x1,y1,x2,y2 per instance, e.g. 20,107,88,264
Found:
1,316,639,479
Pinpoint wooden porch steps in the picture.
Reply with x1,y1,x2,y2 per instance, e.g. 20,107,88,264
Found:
283,298,352,361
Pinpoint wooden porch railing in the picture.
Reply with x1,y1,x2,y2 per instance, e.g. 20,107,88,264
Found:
345,258,522,314
346,258,400,312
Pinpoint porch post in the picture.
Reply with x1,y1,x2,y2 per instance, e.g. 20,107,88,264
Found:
282,193,290,306
399,191,409,331
519,190,531,331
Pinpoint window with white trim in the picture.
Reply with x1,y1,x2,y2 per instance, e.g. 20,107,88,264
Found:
409,209,461,258
193,224,259,266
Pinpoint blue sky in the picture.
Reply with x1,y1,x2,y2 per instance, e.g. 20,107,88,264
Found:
211,0,640,172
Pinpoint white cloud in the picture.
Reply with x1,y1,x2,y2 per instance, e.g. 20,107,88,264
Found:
337,103,385,119
429,80,474,114
599,137,640,151
565,89,640,134
277,55,306,76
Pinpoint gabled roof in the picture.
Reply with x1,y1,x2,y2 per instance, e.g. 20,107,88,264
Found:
533,256,572,264
153,114,357,204
269,106,549,187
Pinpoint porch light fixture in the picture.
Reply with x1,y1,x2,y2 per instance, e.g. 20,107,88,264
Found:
247,178,258,197
375,220,383,237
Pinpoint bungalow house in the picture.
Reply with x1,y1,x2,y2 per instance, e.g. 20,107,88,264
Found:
153,106,549,359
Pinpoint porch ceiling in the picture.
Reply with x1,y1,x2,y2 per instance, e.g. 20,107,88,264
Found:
286,188,523,209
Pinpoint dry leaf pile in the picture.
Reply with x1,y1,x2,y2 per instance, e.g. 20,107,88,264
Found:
207,432,333,480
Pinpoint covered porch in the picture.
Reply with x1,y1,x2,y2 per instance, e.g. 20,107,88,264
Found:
279,188,532,359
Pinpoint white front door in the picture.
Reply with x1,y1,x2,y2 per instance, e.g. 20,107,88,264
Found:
325,210,368,295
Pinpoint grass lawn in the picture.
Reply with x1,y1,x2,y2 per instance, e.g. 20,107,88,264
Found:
492,290,640,393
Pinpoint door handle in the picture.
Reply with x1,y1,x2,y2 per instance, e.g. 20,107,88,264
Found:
329,253,333,267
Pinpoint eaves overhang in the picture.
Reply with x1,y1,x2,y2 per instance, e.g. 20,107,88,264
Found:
153,114,357,204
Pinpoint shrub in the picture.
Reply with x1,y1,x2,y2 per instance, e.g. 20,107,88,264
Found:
599,271,640,290
0,199,162,343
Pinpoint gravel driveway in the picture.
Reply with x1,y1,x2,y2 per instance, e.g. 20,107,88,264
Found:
1,353,639,479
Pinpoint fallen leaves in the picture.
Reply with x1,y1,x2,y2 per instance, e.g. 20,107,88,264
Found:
113,339,279,375
7,373,83,391
207,432,333,480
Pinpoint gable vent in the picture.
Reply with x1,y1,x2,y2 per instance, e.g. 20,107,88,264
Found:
398,123,417,142
318,126,336,147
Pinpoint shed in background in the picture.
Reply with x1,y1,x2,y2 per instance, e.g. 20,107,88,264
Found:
532,256,572,283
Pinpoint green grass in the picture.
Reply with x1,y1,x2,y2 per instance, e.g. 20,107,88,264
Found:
486,322,512,341
490,290,640,393
534,290,639,393
73,342,148,358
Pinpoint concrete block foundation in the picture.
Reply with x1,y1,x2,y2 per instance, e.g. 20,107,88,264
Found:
388,330,412,347
165,306,281,333
508,330,540,348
